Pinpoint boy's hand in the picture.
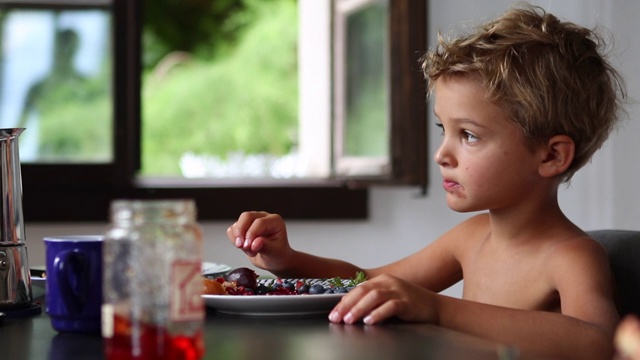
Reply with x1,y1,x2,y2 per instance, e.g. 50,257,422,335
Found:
227,211,295,272
615,314,640,360
328,274,439,325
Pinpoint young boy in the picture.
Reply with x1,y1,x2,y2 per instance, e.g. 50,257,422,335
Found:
227,5,626,360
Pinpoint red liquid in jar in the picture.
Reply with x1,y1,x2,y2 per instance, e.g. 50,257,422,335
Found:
104,315,204,360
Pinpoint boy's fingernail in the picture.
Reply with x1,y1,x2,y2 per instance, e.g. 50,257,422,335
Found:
363,315,373,325
343,312,354,324
243,238,251,248
328,311,340,322
235,237,242,247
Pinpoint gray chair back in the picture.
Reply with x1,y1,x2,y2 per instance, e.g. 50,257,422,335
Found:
588,230,640,317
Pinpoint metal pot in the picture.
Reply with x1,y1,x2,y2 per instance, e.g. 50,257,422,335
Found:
0,128,33,309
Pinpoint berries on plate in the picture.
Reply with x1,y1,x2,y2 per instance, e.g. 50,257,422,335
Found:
202,268,367,296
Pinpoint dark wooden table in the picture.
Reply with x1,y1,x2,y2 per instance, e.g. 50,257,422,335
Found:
0,297,519,360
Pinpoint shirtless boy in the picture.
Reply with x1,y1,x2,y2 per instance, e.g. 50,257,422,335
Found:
227,5,626,360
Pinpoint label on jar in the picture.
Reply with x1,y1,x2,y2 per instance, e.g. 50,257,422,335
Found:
101,304,114,338
170,260,204,322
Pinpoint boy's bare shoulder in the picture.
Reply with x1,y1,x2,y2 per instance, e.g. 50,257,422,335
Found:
545,233,611,282
547,233,608,261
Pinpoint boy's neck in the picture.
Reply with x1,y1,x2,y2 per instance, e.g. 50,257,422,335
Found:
486,191,577,245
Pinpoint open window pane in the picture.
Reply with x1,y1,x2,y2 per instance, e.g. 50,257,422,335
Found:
0,6,112,163
335,0,427,187
336,0,389,158
344,3,389,158
334,0,391,177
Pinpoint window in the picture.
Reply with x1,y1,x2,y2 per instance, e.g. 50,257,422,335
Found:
0,5,111,163
3,0,427,222
334,0,391,177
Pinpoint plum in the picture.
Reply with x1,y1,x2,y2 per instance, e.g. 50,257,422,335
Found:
225,267,258,288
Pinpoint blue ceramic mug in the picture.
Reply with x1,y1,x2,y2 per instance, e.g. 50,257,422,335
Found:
44,235,103,333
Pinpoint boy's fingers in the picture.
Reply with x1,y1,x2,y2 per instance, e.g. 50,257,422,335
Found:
251,238,264,252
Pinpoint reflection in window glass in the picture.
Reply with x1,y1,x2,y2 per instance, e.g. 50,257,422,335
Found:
0,9,112,163
343,1,388,157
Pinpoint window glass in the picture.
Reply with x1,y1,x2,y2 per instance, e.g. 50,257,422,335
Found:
0,8,112,163
333,0,391,177
342,0,389,158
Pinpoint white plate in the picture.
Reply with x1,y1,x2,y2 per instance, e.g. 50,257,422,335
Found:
203,278,351,316
31,278,46,298
201,262,231,277
29,268,47,298
29,262,231,283
203,293,345,316
31,276,46,286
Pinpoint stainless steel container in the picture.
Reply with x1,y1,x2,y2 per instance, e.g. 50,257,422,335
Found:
0,128,33,309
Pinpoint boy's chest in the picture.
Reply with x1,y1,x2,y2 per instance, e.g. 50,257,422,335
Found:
460,251,560,312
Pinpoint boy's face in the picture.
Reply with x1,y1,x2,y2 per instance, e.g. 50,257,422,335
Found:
433,76,543,213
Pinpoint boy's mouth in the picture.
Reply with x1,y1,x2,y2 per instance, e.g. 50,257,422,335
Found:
442,179,460,191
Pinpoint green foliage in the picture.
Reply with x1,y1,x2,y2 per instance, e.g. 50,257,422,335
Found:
141,0,298,175
142,0,294,67
142,0,245,66
28,66,112,162
37,93,111,162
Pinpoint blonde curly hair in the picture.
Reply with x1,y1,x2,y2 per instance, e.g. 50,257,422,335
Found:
423,4,626,182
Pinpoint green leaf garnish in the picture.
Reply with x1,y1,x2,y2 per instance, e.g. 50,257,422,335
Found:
328,271,367,288
348,271,367,287
328,276,344,288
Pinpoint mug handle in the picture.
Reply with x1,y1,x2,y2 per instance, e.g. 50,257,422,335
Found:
53,249,90,315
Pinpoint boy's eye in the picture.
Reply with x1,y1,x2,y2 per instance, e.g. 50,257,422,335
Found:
435,122,444,135
463,131,478,143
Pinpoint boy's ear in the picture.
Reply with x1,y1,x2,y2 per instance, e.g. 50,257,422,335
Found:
538,135,575,178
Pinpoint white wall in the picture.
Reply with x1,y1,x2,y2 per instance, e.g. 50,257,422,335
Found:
23,0,640,299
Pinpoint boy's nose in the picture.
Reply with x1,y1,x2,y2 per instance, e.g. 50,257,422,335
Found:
434,141,455,167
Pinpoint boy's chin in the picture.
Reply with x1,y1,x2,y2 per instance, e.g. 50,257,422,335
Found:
446,200,483,213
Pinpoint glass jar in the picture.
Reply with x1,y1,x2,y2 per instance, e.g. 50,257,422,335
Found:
102,199,204,360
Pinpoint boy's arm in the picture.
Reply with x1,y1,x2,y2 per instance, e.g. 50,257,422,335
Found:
228,211,466,287
331,232,618,360
282,225,464,283
228,211,365,278
437,238,619,360
437,296,615,360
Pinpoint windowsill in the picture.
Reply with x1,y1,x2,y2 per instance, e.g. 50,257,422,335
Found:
23,179,368,222
134,176,348,188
